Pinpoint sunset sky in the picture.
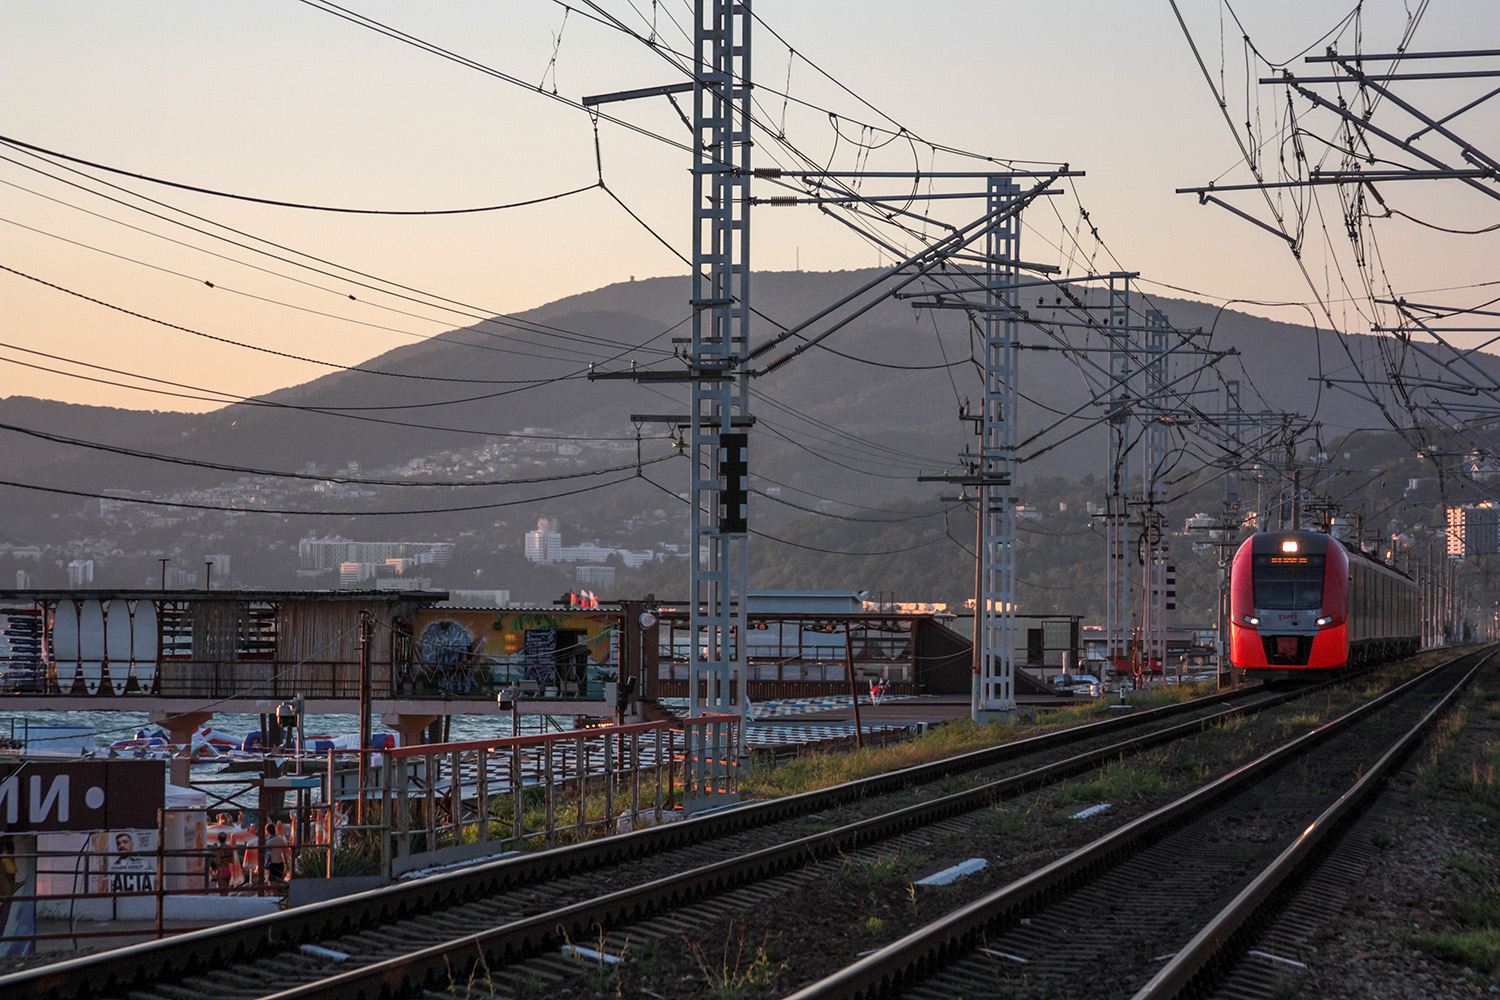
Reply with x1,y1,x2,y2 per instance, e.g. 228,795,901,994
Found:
3,0,1496,412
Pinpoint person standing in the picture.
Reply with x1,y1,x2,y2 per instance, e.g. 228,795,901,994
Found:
238,822,260,886
264,822,289,883
210,832,234,893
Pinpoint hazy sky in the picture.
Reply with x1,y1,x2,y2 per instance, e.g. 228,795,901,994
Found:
3,1,1497,412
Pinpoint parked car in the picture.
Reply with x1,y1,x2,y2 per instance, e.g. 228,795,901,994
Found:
1066,674,1102,698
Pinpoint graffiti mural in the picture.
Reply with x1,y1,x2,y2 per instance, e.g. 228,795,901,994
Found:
409,609,619,694
416,618,489,694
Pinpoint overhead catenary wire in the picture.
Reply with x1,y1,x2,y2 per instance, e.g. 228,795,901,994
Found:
0,134,602,216
0,471,644,517
0,420,676,487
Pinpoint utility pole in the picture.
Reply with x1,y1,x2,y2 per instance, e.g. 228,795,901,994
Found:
685,0,753,784
1105,273,1133,680
1141,309,1170,678
586,0,752,808
357,610,372,825
973,175,1022,717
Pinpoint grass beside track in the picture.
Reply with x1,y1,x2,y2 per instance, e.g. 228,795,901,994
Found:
1407,668,1500,987
739,683,1203,799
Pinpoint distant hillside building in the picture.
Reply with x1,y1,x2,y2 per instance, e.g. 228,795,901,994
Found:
300,536,454,571
67,559,94,587
575,564,615,590
1446,503,1498,559
524,518,563,564
440,589,512,608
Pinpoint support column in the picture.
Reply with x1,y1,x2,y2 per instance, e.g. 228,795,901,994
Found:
975,175,1020,719
151,710,213,788
685,0,752,810
380,712,438,751
1105,273,1133,679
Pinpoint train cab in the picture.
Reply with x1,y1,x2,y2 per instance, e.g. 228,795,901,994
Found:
1229,530,1350,673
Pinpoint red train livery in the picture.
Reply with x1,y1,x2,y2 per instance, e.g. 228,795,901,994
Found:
1228,530,1420,676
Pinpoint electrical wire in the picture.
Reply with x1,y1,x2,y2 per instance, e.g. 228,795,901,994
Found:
0,134,601,216
0,472,643,516
0,420,676,487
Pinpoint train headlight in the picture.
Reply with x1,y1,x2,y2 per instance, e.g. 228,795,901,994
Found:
1316,616,1333,626
1243,615,1259,626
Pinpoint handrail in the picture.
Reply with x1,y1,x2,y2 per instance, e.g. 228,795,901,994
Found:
386,719,672,759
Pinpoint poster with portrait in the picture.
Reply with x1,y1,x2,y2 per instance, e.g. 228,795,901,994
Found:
0,834,35,957
92,829,157,893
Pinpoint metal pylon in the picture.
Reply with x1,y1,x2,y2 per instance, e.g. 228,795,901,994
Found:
976,176,1020,715
686,0,750,805
1105,273,1133,671
1142,309,1169,674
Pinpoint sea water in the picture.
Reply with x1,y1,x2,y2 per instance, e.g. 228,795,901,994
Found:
2,709,531,750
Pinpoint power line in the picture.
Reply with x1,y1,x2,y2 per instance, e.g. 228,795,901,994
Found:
0,419,675,486
0,134,601,216
0,472,642,517
1,263,584,385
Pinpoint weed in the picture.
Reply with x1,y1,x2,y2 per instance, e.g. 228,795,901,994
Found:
1267,972,1304,1000
560,926,625,994
1463,748,1500,821
1060,760,1177,805
1444,853,1490,879
981,807,1027,836
635,939,667,986
1413,707,1469,800
448,943,499,1000
861,916,885,938
1452,893,1500,931
1412,927,1500,980
686,922,789,999
510,970,545,1000
833,853,920,893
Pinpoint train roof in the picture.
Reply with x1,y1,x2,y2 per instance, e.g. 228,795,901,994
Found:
1240,529,1414,581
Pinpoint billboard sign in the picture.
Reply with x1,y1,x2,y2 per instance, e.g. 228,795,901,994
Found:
0,760,165,834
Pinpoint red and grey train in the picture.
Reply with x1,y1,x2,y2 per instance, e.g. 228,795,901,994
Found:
1228,529,1420,677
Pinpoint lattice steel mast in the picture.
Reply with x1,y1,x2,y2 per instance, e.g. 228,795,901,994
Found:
686,0,752,784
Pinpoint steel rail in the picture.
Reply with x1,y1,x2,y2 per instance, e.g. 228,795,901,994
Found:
781,651,1479,1000
1132,650,1489,999
2,684,1274,1000
208,685,1307,999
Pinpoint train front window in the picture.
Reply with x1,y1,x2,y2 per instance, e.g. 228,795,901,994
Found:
1252,553,1325,609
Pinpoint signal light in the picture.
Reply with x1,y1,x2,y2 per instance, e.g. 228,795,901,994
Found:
719,432,748,534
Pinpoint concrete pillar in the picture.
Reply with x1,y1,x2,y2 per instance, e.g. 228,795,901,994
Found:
151,709,214,788
380,712,438,751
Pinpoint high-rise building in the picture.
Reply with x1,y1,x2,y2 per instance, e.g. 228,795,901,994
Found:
300,536,454,571
1447,503,1499,559
66,559,94,587
524,517,563,564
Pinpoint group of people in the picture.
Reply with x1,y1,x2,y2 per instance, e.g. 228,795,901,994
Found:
206,812,291,892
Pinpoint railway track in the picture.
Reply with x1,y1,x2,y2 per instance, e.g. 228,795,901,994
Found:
0,665,1445,1000
782,647,1488,1000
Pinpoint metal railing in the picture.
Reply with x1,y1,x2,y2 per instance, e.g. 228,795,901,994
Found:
370,719,718,876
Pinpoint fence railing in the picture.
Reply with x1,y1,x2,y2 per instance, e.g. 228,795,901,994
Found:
0,805,286,953
359,717,736,876
0,717,746,952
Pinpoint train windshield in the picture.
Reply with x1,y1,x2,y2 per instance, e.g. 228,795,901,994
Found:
1251,553,1326,609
